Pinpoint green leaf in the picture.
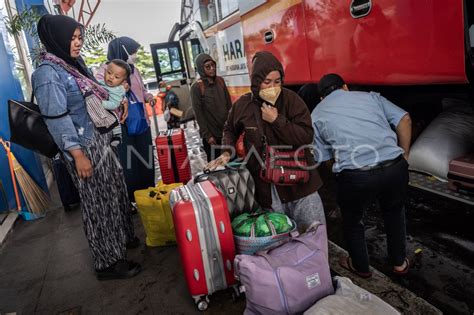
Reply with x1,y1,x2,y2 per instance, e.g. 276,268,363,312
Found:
3,9,41,39
135,47,156,81
83,23,116,51
4,14,116,65
82,46,107,68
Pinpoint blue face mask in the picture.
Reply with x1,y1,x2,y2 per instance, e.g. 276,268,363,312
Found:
160,87,167,93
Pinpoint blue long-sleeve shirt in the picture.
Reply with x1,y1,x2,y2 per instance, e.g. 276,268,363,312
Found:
311,89,407,173
32,61,94,158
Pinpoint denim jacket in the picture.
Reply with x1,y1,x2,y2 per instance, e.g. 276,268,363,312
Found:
32,61,94,158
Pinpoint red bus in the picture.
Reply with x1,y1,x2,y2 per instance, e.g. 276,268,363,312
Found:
150,0,473,203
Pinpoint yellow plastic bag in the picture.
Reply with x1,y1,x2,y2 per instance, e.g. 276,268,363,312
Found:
134,181,183,246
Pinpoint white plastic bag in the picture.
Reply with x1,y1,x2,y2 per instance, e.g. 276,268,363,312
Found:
408,100,474,179
304,276,400,315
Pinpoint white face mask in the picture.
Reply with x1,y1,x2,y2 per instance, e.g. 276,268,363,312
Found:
122,45,138,64
259,86,281,105
127,53,138,64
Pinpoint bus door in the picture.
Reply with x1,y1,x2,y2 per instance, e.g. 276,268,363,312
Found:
150,41,195,121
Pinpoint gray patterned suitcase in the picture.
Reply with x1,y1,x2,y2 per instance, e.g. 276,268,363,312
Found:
194,166,257,218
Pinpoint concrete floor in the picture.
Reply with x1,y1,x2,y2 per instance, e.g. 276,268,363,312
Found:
0,186,245,314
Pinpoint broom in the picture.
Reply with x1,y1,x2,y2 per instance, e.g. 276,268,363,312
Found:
1,138,50,215
0,138,21,212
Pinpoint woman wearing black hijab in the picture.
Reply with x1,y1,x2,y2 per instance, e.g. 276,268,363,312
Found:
96,37,155,208
32,14,141,280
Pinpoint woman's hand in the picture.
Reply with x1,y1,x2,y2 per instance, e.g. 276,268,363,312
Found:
261,103,278,123
122,81,130,92
207,136,217,145
205,152,231,171
147,95,156,106
70,149,93,179
120,98,129,123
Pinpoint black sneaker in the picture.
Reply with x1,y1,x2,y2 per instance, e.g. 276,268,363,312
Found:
96,260,141,281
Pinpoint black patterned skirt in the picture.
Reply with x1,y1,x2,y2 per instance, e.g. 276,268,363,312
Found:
64,129,135,270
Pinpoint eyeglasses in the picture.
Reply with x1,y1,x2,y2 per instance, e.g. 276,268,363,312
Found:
204,63,216,70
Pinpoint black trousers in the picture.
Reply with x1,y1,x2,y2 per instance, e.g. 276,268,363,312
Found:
335,157,409,272
117,125,155,202
202,138,222,162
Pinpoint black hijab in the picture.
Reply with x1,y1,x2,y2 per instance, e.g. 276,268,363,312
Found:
37,14,93,79
107,37,140,73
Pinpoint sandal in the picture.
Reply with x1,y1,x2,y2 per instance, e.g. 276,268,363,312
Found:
96,260,141,281
130,202,138,215
392,258,410,276
339,256,372,279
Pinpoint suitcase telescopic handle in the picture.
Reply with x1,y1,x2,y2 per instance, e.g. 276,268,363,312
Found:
196,161,246,183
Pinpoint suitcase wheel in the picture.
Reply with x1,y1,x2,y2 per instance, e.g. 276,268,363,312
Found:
196,298,208,311
193,295,210,311
231,285,241,302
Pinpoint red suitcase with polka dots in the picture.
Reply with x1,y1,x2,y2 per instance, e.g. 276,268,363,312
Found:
169,180,237,311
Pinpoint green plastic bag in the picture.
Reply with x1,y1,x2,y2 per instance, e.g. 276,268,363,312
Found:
232,212,294,237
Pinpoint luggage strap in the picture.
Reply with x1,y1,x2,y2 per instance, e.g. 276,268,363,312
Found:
167,130,180,182
255,221,322,268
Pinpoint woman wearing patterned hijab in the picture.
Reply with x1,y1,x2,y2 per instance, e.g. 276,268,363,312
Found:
33,14,141,280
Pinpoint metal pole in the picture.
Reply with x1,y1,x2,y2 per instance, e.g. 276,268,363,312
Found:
151,100,161,136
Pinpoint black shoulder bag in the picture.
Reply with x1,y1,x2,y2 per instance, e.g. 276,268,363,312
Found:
8,93,68,158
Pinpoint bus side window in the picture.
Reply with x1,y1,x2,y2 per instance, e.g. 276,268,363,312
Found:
198,0,216,29
197,0,239,29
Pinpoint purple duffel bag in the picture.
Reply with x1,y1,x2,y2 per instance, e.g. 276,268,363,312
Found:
234,222,333,315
